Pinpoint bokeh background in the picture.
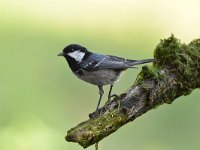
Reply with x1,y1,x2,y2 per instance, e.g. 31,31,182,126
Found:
0,0,200,150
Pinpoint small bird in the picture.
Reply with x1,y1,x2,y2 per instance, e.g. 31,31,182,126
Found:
58,44,155,111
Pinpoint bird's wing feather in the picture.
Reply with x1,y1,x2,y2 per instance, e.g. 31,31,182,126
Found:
81,54,137,71
95,55,133,69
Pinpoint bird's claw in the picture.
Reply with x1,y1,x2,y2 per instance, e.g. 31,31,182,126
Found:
106,94,121,109
89,111,99,119
108,94,118,100
89,108,102,119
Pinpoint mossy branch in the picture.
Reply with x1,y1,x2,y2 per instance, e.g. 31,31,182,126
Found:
65,35,200,148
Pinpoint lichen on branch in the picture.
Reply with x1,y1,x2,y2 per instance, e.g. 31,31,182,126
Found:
65,35,200,148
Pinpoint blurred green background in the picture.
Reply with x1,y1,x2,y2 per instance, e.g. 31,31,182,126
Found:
0,0,200,150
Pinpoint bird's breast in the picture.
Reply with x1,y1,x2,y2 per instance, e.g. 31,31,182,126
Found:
75,69,123,86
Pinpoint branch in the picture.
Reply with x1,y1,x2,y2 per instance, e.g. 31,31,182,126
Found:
65,35,200,148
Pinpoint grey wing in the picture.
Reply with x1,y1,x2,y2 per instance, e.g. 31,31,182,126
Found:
81,53,154,71
94,55,155,70
90,54,137,70
79,54,129,71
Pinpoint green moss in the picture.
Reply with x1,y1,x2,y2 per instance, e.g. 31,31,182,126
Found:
66,109,127,148
154,34,200,95
154,34,183,66
135,34,200,103
135,65,163,83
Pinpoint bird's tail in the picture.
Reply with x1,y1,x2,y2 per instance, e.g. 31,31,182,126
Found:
127,58,155,66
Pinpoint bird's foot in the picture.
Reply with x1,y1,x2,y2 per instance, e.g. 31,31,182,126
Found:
89,108,102,119
106,94,121,109
89,94,120,119
108,94,118,101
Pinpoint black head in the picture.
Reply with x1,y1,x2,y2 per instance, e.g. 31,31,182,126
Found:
58,44,92,72
57,44,89,57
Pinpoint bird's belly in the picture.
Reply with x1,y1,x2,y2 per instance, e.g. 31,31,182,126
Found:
76,69,122,86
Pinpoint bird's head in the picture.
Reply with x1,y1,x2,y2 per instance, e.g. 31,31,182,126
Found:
58,44,89,63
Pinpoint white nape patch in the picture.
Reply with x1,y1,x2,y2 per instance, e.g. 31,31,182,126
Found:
67,50,85,63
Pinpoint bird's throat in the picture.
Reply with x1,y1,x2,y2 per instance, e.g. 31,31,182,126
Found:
65,56,80,72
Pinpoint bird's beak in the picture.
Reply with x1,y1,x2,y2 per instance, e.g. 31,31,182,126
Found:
57,52,64,56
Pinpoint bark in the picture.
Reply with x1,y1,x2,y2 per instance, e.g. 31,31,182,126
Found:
65,35,200,148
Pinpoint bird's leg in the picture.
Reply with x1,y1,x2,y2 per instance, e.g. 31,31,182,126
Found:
89,86,104,119
107,84,120,109
108,84,117,100
96,85,104,111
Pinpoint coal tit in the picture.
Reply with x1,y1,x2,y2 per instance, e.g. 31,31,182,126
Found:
58,44,155,111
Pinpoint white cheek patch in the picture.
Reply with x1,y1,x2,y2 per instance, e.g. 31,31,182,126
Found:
67,50,85,63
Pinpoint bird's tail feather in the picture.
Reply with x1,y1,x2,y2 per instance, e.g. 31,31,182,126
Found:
127,58,155,66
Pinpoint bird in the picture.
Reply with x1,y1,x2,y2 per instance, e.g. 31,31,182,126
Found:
58,44,155,111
